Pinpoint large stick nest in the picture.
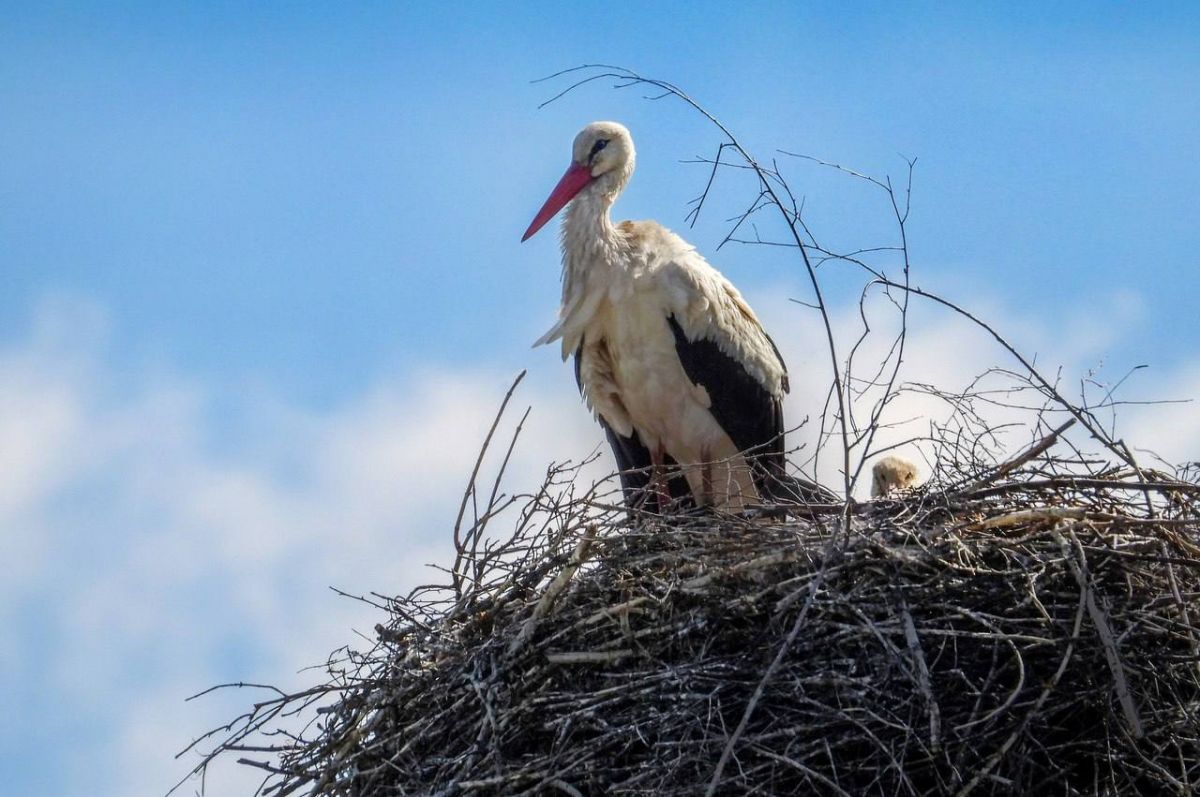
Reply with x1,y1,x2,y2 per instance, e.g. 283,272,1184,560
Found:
193,449,1200,796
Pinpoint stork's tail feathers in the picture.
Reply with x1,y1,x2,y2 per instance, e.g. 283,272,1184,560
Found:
532,320,564,348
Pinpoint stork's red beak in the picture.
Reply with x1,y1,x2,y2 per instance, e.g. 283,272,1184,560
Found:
521,162,594,241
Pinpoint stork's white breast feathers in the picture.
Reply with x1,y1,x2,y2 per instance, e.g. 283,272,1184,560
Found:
537,218,787,404
576,335,635,437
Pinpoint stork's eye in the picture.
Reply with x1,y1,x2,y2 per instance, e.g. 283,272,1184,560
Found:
589,139,609,158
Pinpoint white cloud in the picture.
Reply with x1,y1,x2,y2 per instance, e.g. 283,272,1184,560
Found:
1123,363,1200,467
1,289,1194,796
0,296,603,796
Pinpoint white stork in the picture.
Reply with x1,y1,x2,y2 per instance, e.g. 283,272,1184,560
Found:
871,455,921,498
522,121,827,512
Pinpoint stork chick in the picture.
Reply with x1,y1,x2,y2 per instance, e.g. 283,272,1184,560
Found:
522,121,813,512
871,455,921,498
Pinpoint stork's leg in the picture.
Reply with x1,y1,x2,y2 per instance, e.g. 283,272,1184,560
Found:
700,446,714,507
648,443,669,514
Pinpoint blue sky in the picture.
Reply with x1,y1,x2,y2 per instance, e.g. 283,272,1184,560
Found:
2,3,1199,795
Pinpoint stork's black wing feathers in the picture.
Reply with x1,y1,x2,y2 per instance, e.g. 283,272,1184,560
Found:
665,317,839,504
574,345,693,510
666,315,792,500
666,315,783,461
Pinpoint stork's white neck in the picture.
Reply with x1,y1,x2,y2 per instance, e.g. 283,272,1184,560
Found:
559,183,625,305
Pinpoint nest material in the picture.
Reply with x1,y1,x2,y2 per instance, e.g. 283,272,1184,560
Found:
207,465,1200,797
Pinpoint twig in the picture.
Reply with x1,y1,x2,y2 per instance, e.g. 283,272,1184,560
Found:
544,650,633,664
900,597,941,751
452,370,527,597
507,526,596,657
1061,527,1145,739
962,419,1077,493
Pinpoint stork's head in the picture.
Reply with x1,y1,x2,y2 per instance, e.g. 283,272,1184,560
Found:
521,121,635,241
871,455,921,498
571,121,635,183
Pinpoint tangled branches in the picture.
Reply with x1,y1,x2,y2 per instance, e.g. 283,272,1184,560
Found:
180,429,1200,795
